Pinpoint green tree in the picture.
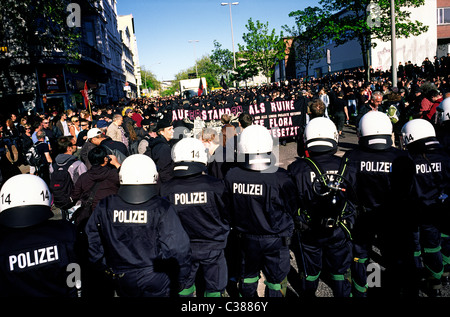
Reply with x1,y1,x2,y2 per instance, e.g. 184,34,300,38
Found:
0,0,87,61
140,68,160,93
0,0,99,108
167,55,221,96
210,40,234,88
195,55,221,88
229,59,259,87
319,0,428,80
238,18,286,83
283,6,329,77
210,40,234,75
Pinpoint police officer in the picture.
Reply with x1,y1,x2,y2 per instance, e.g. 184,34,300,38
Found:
345,111,406,297
288,117,357,298
160,137,230,297
85,154,191,297
436,97,450,153
224,124,297,297
0,174,79,297
436,99,450,285
401,119,450,296
376,154,421,297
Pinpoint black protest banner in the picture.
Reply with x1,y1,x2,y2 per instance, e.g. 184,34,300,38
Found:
171,99,307,138
248,99,306,138
171,105,243,122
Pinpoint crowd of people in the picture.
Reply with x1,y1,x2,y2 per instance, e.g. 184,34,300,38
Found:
0,57,448,298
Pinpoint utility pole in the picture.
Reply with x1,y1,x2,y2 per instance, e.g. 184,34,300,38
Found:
391,0,397,88
188,40,199,77
221,2,239,69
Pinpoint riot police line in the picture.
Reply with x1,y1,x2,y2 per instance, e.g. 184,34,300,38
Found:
0,95,448,299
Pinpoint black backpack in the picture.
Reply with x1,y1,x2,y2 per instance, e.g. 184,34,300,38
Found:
302,156,353,229
142,136,154,159
25,142,43,167
50,158,77,209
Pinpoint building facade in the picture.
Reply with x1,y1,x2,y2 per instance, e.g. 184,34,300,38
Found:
0,0,141,115
294,0,438,79
118,14,142,99
437,0,450,55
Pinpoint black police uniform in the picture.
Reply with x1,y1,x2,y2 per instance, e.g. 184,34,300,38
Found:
436,122,450,155
0,220,79,297
224,165,297,297
85,194,191,297
288,153,357,297
407,147,450,292
345,145,406,297
161,173,230,297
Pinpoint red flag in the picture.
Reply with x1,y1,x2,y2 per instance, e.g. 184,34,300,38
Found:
81,81,89,109
198,78,203,96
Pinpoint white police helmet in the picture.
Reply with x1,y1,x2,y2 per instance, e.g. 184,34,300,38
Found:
118,154,159,204
358,111,393,150
437,97,450,125
237,124,274,171
401,119,440,151
171,137,208,177
304,117,339,153
0,174,53,228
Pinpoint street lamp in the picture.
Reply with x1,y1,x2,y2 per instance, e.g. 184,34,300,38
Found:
188,40,199,77
221,2,239,69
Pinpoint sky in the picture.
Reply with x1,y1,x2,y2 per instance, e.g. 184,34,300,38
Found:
116,0,319,81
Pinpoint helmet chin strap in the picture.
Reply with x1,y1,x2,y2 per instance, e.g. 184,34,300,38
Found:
117,185,159,205
358,135,392,151
238,153,276,171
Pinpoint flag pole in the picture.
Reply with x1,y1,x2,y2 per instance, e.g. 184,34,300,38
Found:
88,100,92,120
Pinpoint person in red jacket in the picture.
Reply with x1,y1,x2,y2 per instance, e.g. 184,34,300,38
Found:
419,89,442,123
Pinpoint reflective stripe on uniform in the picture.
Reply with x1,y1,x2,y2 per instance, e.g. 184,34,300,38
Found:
424,246,441,254
179,284,196,296
305,272,320,282
243,276,260,284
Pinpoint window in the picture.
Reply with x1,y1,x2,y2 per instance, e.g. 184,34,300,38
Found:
84,21,95,47
437,8,450,25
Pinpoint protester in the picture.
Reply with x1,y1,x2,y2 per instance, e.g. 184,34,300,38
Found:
143,115,174,183
69,145,121,298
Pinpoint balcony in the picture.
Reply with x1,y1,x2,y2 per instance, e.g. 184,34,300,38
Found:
80,42,102,65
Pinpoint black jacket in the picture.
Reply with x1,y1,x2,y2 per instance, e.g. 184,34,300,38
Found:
161,174,230,250
71,164,120,212
345,146,406,212
407,148,450,207
288,153,358,228
224,166,297,236
0,220,79,297
85,194,191,288
145,135,174,183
